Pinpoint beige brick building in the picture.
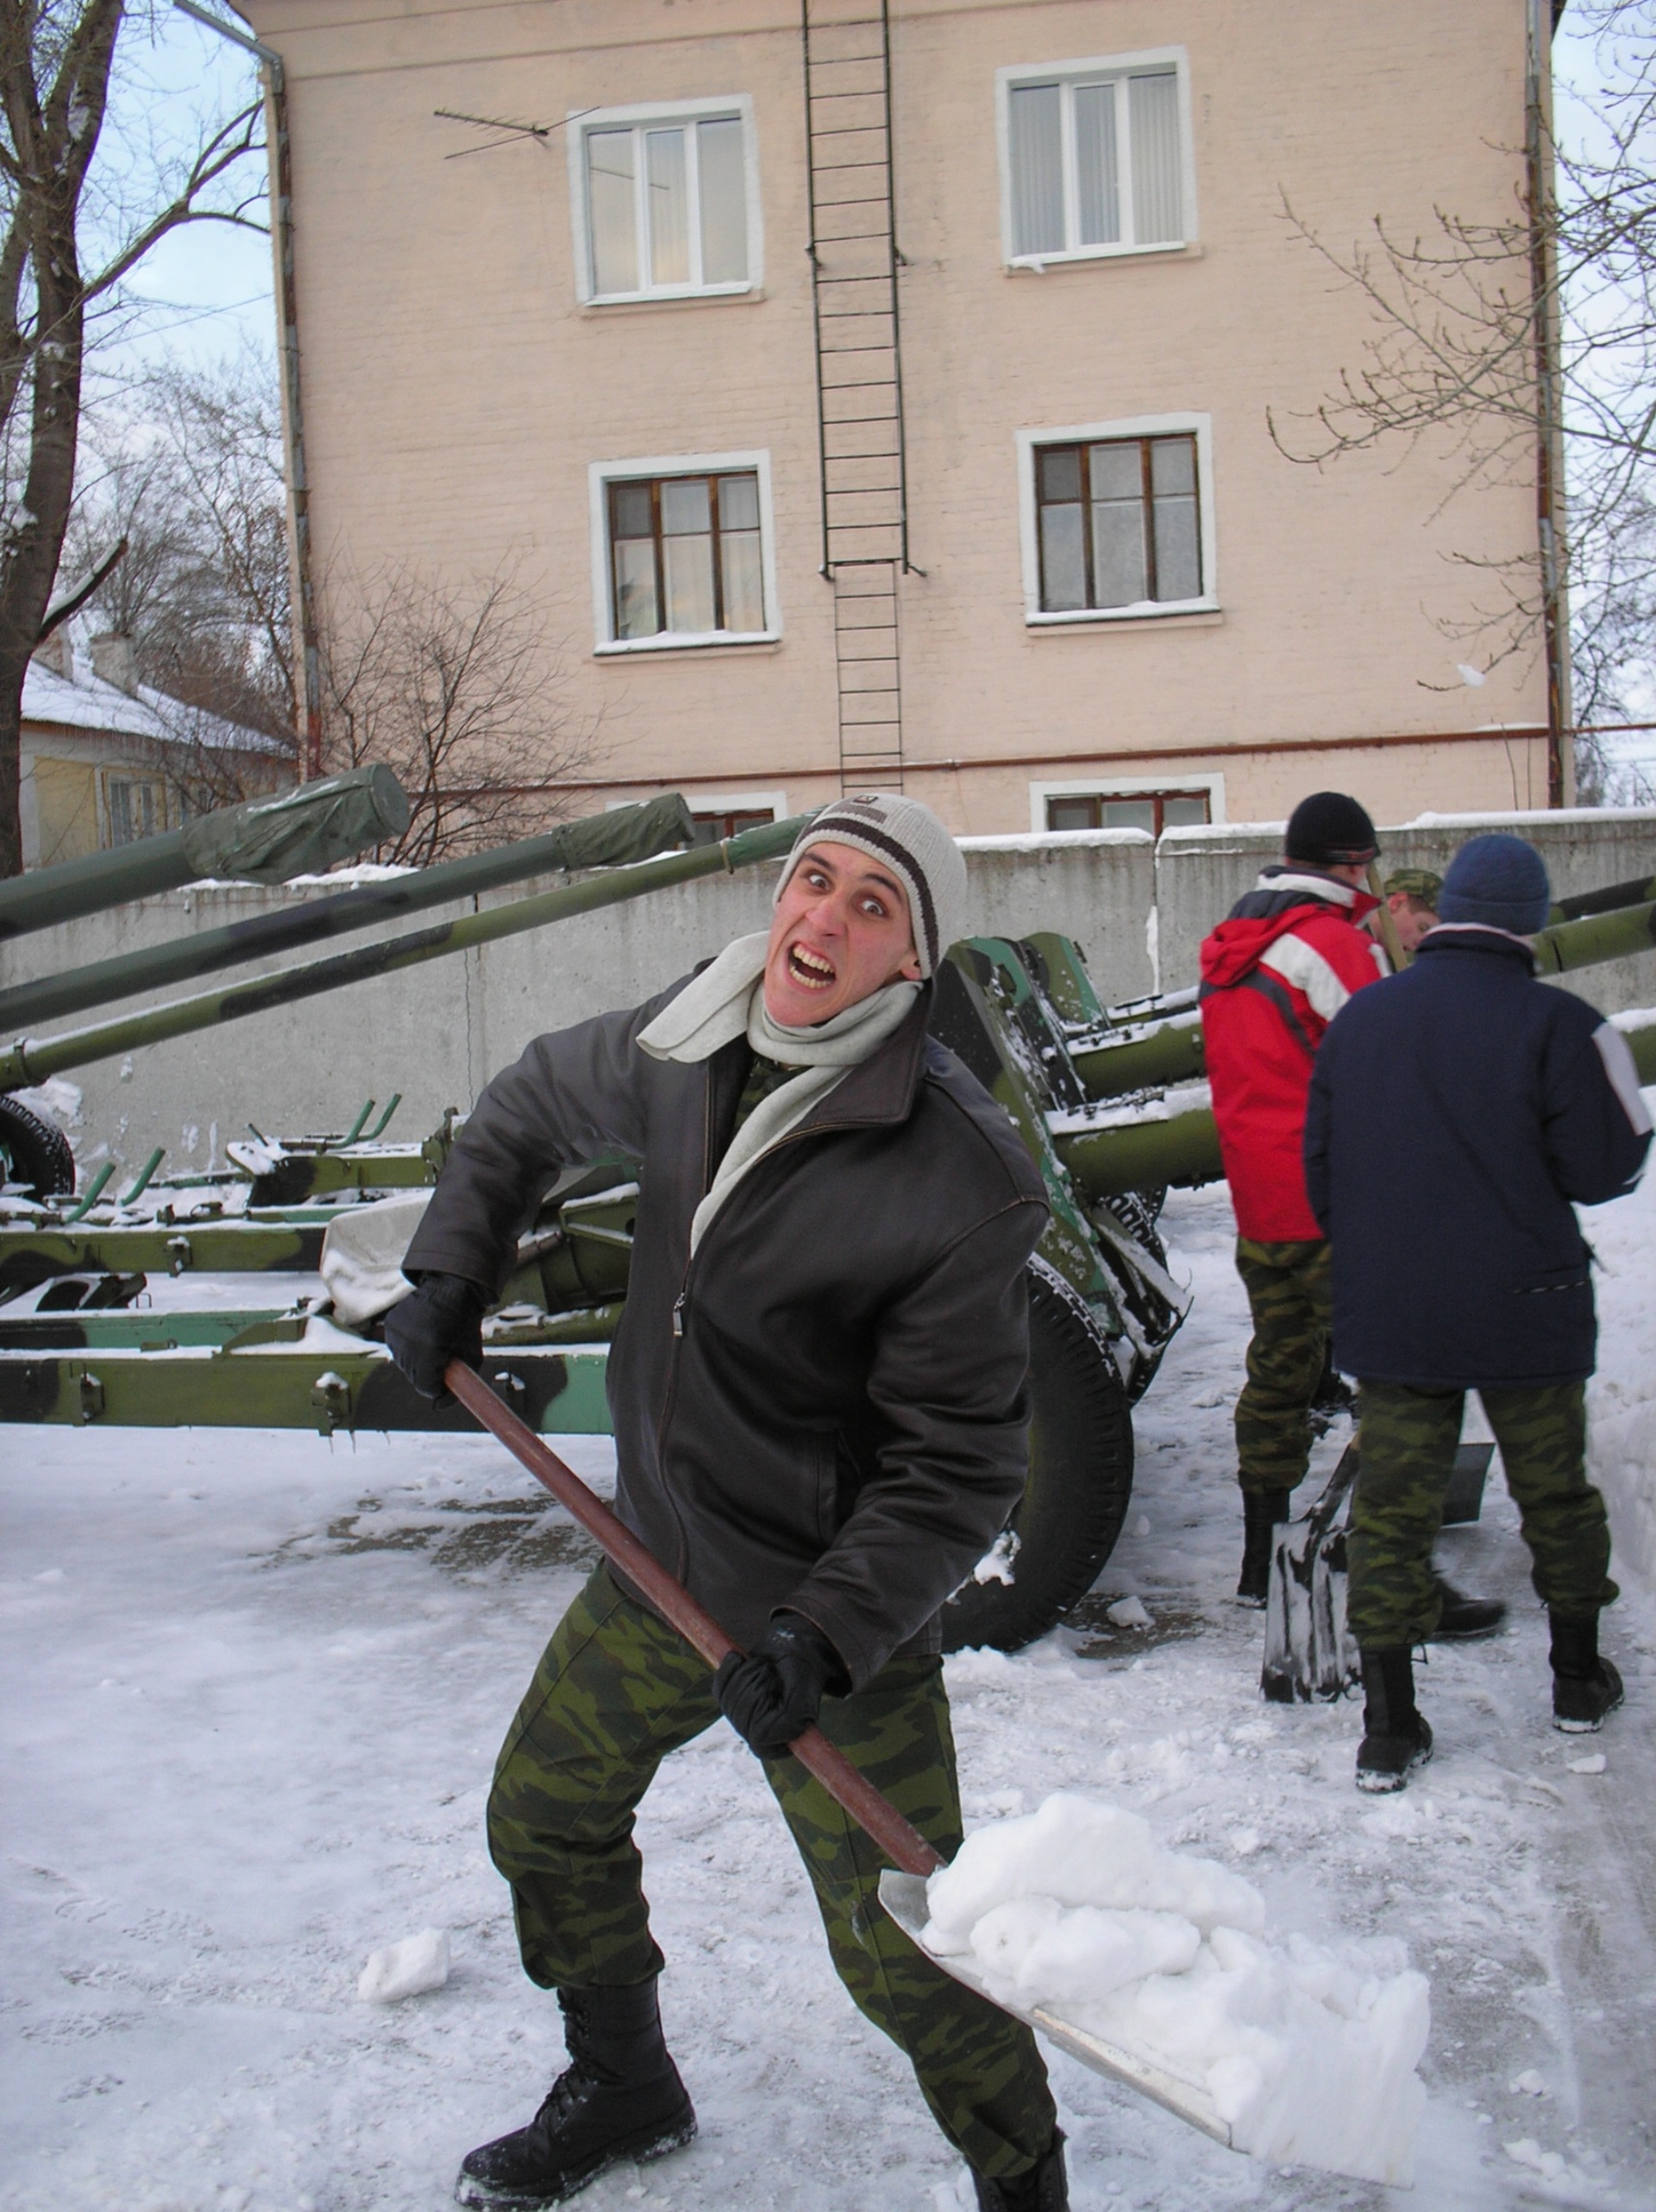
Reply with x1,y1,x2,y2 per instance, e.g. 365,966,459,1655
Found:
242,0,1563,837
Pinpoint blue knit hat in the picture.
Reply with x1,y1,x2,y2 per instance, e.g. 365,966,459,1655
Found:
1439,834,1552,935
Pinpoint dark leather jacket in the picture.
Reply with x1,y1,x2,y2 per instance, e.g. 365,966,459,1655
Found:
402,981,1048,1688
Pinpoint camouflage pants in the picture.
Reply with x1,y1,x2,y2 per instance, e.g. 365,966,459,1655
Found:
486,1566,1057,2181
1233,1238,1333,1496
1349,1380,1619,1648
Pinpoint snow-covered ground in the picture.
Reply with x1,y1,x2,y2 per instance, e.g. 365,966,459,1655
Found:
4,1172,1655,2212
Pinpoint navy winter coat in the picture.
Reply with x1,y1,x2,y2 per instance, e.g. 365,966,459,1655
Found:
1304,928,1651,1388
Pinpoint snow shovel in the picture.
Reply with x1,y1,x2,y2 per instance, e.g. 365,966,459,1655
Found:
442,1358,1238,2155
1261,1441,1361,1704
1261,1438,1499,1703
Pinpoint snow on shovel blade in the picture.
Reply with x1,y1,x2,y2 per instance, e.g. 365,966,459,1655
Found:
877,1870,1234,2151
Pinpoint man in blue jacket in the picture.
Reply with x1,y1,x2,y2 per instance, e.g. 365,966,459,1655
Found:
1305,835,1651,1791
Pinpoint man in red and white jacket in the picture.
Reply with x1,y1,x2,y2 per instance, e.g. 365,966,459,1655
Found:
1199,792,1389,1602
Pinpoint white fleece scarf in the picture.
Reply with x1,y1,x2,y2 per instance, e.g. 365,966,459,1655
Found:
637,931,920,1251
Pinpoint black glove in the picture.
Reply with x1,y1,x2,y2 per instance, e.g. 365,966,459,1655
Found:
715,1614,849,1759
383,1272,487,1403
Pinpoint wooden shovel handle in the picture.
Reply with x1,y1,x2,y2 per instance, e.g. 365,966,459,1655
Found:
445,1360,945,1878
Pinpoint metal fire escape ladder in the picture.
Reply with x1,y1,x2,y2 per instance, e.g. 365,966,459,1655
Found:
802,0,914,793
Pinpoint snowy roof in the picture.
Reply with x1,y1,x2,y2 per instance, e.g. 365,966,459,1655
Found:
22,651,286,758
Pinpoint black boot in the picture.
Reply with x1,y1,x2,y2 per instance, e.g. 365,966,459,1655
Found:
972,2131,1069,2210
1550,1611,1624,1733
1236,1489,1291,1607
1355,1646,1433,1794
1427,1575,1507,1641
456,1979,696,2209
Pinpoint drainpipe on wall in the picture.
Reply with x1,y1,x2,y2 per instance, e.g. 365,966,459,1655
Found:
172,1,325,783
1527,0,1572,805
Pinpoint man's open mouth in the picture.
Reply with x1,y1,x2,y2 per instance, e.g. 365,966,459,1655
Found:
787,943,837,990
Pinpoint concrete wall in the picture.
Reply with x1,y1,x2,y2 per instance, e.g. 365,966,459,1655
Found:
239,0,1552,833
6,810,1653,1175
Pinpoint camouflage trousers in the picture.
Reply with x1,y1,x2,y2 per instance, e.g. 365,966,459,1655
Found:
1349,1380,1619,1648
1233,1238,1333,1496
486,1565,1057,2181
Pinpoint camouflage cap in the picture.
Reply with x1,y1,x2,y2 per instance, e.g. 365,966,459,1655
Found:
1383,868,1442,906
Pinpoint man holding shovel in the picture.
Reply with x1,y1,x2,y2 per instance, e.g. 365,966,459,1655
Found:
1306,833,1651,1790
386,794,1068,2211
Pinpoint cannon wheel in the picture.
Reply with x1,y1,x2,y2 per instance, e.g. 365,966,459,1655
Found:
0,1094,76,1201
941,1258,1134,1654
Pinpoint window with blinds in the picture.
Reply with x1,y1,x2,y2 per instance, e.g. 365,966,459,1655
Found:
574,102,755,301
1000,55,1189,263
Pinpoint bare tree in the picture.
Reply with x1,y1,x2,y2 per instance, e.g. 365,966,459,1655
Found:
317,561,604,866
69,354,294,738
1265,1,1656,794
0,0,266,874
63,354,601,856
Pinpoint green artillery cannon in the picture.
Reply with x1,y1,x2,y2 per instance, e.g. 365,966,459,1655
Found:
0,791,695,1035
0,763,411,941
3,855,1654,1657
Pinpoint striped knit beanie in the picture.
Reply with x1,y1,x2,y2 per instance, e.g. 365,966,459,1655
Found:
777,793,968,978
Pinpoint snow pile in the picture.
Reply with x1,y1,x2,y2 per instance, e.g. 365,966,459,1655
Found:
358,1926,451,2003
920,1795,1429,2186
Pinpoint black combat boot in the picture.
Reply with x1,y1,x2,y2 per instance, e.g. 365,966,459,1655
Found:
1550,1611,1624,1733
1428,1576,1507,1641
1236,1489,1291,1607
1355,1646,1433,1794
456,1979,696,2208
971,2131,1069,2210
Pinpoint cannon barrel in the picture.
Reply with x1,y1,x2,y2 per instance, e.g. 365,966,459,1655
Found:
0,793,695,1032
1532,898,1656,974
0,812,812,1092
0,766,410,940
1549,873,1656,924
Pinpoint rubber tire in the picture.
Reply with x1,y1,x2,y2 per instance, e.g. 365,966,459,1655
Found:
0,1093,76,1200
941,1260,1136,1654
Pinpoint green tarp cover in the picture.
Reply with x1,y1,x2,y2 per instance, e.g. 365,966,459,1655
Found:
179,765,410,884
549,793,695,871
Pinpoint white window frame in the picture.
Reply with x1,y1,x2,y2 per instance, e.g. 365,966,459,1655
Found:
996,48,1197,270
1029,772,1226,836
569,96,763,304
588,449,782,654
1016,412,1219,626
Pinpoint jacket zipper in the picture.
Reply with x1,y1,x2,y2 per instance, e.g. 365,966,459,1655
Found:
653,1082,915,1580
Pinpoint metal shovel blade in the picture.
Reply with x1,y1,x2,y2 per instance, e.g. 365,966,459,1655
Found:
1261,1442,1501,1701
1262,1444,1360,1705
877,1871,1235,2151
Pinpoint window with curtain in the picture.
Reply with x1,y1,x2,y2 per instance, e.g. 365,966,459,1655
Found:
580,106,751,299
1003,59,1187,261
1033,433,1202,612
606,471,768,642
104,773,166,847
1044,790,1211,835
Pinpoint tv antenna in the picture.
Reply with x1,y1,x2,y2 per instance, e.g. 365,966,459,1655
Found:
435,107,595,158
